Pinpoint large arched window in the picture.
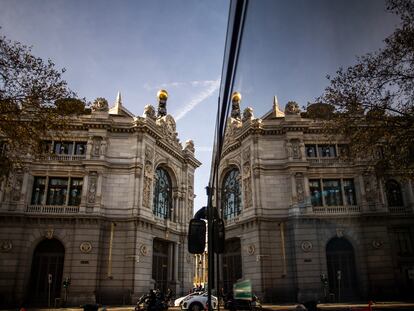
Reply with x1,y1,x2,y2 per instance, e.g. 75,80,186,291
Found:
222,168,242,220
153,167,172,219
386,179,403,207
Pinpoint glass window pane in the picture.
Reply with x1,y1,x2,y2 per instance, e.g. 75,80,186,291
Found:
222,169,242,219
153,168,172,219
47,178,68,205
31,177,46,205
309,179,322,206
68,178,83,206
318,145,336,158
343,179,357,205
386,180,403,207
323,179,343,206
74,142,87,155
306,145,317,158
54,142,74,155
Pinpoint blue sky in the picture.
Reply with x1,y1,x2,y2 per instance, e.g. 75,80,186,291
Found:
0,0,399,211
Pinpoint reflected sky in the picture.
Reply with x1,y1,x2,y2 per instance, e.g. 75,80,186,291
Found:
233,0,400,117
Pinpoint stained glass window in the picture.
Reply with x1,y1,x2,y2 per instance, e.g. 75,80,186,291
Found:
222,169,242,220
153,167,172,219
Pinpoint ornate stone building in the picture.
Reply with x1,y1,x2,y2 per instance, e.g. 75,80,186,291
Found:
218,94,414,302
0,91,201,307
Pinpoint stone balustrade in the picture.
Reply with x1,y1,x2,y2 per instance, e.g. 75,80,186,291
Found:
26,204,80,214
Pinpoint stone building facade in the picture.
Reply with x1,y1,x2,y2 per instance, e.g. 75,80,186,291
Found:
0,91,201,307
218,95,414,302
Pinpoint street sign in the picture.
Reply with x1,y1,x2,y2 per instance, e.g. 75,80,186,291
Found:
233,280,252,300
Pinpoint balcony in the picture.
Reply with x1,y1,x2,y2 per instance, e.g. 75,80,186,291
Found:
312,205,361,215
41,154,86,161
388,206,412,214
26,204,80,214
307,157,348,166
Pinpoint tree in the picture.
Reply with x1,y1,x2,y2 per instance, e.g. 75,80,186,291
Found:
315,0,414,176
0,33,85,176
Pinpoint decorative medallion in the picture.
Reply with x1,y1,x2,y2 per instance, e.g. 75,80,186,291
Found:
372,240,384,249
80,242,92,253
247,244,255,255
301,241,313,252
0,240,12,252
140,244,148,256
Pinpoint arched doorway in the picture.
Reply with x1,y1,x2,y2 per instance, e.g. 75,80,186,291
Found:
28,239,65,306
326,237,358,301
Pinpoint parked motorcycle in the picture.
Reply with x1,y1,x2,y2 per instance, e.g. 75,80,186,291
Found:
135,290,169,311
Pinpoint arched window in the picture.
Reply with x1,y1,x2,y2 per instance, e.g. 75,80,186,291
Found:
222,168,242,220
153,167,172,219
386,179,403,207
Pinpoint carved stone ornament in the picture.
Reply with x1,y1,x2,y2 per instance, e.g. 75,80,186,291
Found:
143,104,156,120
243,147,251,163
336,228,344,238
247,244,255,255
45,228,54,239
291,140,301,159
92,97,109,112
12,174,23,201
295,173,305,203
92,137,102,157
372,240,384,249
242,107,254,122
0,240,12,252
87,172,98,204
301,241,313,252
80,242,93,253
184,140,195,153
145,146,154,162
285,101,301,115
140,244,149,256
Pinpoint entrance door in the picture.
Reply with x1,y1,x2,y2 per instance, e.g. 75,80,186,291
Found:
28,239,65,306
222,238,242,293
326,237,358,301
152,239,170,293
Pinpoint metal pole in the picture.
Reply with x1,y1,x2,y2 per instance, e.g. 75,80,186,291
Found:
207,186,214,311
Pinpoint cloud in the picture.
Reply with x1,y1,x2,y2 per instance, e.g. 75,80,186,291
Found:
175,78,220,121
144,79,219,90
196,146,213,152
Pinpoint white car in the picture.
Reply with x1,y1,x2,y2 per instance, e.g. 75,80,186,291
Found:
174,291,203,307
181,293,218,311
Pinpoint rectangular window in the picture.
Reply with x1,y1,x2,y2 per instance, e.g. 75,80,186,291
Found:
31,177,46,205
54,142,74,155
306,145,317,157
318,145,337,157
74,142,87,155
323,179,343,206
309,179,322,206
47,178,68,205
69,178,83,206
343,179,357,205
393,228,414,256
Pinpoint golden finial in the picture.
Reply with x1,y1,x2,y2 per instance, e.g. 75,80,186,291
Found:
231,91,242,104
157,89,168,101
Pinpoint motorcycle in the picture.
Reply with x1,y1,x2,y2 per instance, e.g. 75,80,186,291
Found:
135,290,169,311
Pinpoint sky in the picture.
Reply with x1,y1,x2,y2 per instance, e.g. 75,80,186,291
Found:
0,0,400,212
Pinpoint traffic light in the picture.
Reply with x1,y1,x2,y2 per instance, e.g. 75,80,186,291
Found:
188,219,206,254
213,219,225,254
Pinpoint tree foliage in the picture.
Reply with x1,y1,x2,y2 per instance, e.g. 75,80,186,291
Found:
0,33,85,176
316,0,414,176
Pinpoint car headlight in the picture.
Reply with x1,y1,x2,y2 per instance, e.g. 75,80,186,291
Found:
182,302,187,309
